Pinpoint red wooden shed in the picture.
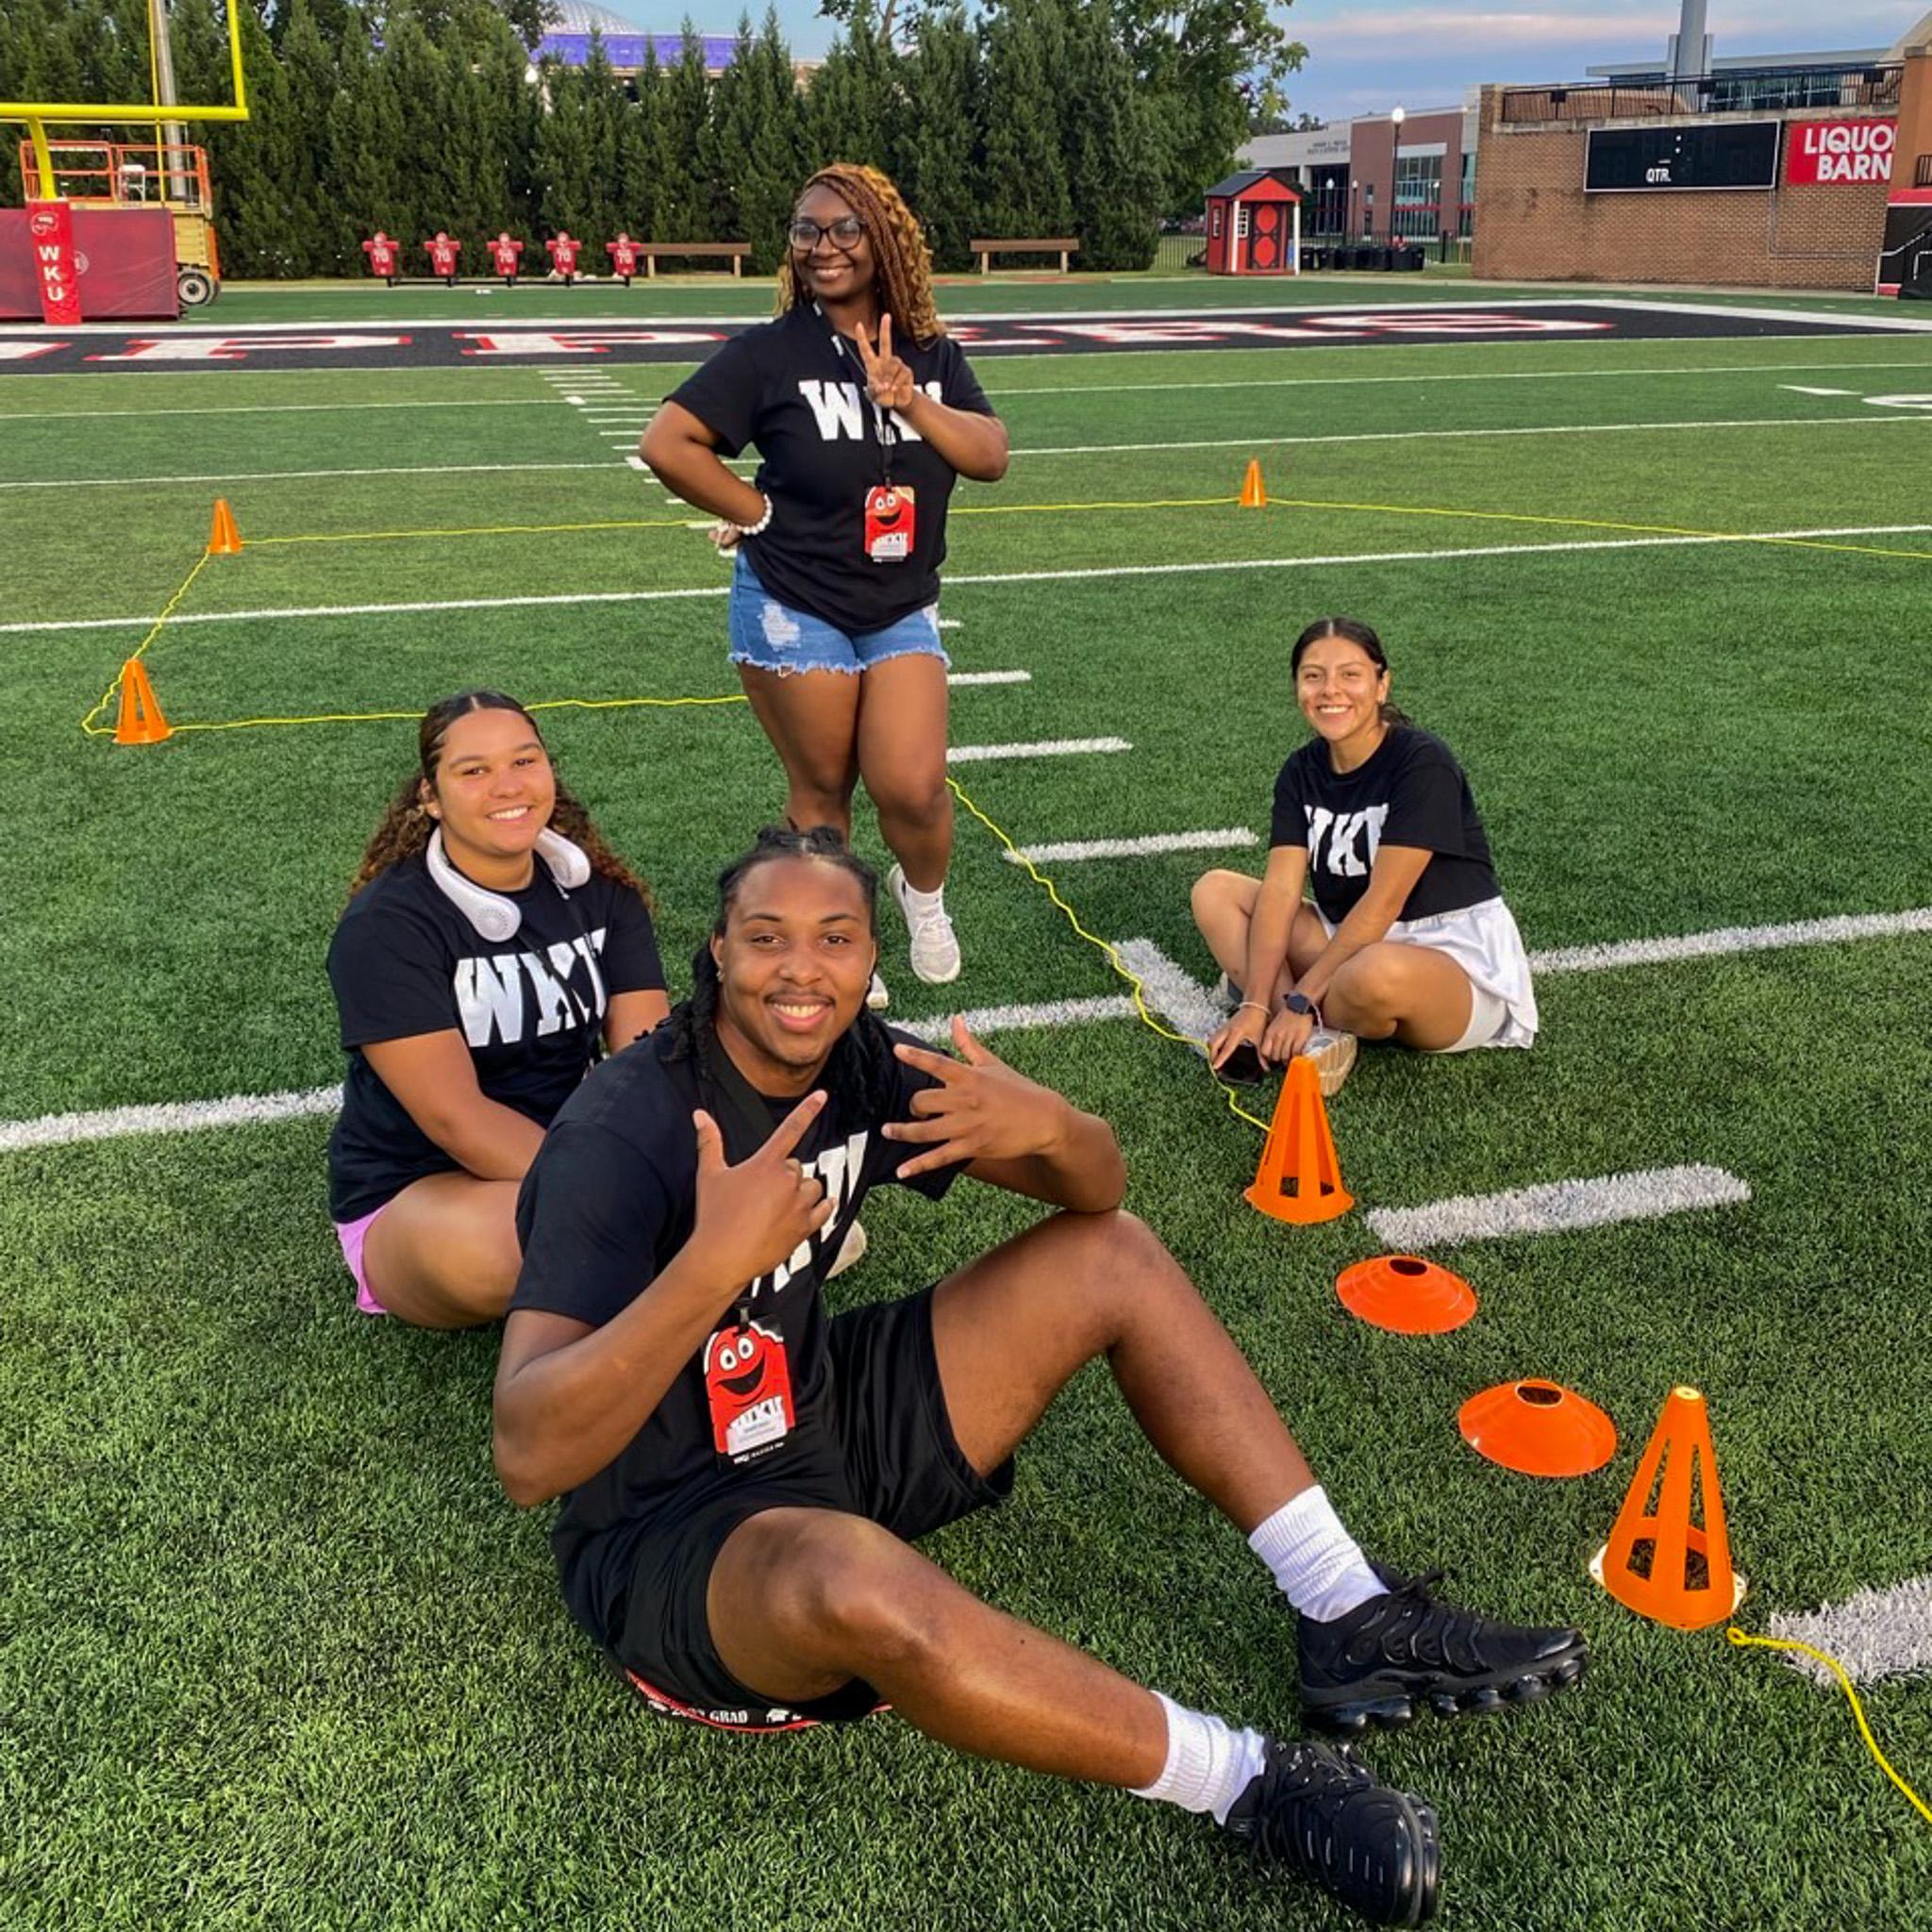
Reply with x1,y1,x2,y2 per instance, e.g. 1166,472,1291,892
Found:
1203,167,1302,276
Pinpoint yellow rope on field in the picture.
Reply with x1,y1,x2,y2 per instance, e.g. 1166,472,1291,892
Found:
1266,493,1932,564
1725,1627,1932,1829
164,692,751,734
77,547,214,738
247,516,698,547
947,774,1269,1134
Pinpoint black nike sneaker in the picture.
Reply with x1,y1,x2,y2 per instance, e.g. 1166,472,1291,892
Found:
1299,1568,1589,1734
1222,1737,1440,1927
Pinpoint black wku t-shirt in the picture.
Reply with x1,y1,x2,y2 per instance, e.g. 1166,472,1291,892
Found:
667,303,995,634
509,1024,959,1649
325,852,664,1221
1270,724,1501,926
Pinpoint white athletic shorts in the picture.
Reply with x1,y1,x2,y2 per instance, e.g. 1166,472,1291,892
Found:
1318,894,1538,1051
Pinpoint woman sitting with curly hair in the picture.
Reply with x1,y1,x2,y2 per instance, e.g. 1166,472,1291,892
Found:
325,691,668,1329
641,162,1009,1008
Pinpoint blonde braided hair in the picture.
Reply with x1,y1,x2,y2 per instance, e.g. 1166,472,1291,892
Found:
775,162,944,347
348,691,652,908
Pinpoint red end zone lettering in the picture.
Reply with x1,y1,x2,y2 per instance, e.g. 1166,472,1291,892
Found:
457,330,725,356
90,334,413,363
0,341,66,362
1046,321,1334,343
1306,312,1613,335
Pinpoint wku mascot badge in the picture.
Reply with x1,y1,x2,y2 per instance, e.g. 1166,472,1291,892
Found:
704,1320,796,1463
863,485,915,562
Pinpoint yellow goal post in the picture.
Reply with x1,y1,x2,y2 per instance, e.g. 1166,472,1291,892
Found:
2,0,249,199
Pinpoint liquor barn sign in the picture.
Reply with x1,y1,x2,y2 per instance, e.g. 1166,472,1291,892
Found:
1785,119,1895,186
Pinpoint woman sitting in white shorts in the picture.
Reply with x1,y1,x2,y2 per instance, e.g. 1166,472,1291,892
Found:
1194,614,1536,1095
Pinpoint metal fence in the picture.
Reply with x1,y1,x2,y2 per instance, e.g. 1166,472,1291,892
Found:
1500,62,1902,125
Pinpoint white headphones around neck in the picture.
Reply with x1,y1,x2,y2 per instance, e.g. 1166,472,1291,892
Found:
425,826,591,941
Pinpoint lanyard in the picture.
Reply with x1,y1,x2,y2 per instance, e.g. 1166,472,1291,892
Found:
816,301,895,490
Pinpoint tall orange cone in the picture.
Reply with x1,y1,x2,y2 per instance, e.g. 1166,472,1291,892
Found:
1239,458,1267,508
207,497,243,555
113,659,172,744
1590,1385,1743,1630
1243,1055,1352,1224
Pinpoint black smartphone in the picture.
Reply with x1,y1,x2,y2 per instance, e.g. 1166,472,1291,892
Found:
1216,1041,1267,1088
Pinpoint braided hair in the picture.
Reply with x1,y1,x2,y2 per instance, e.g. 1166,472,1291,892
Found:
665,824,902,1119
347,690,653,906
774,162,944,348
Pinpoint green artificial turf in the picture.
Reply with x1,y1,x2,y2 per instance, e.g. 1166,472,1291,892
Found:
3,297,1931,1931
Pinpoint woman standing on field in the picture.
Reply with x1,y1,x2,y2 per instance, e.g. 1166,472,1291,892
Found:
641,162,1008,1008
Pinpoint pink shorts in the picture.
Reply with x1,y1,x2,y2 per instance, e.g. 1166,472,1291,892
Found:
334,1204,392,1317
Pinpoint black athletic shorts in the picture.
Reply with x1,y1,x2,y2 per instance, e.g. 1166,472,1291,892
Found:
611,1285,1013,1733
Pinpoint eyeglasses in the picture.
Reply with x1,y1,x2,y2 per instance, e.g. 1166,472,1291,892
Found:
788,215,865,251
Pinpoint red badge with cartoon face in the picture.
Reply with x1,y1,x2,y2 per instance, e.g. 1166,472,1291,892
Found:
863,485,915,563
704,1320,796,1463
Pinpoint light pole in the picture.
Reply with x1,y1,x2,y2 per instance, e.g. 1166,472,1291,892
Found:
1389,105,1406,246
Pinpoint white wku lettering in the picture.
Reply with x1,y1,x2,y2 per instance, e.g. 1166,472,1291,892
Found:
454,955,526,1047
797,379,866,440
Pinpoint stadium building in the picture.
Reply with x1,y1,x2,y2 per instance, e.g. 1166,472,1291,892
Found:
532,2,818,81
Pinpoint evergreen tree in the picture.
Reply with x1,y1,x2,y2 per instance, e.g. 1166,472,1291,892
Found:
620,42,670,238
736,9,806,270
805,2,901,176
899,4,978,272
654,25,712,240
200,0,307,275
1058,0,1158,269
275,0,336,273
976,0,1071,239
696,15,757,239
330,17,418,244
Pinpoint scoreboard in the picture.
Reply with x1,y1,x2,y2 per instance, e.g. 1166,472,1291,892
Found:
1585,123,1781,193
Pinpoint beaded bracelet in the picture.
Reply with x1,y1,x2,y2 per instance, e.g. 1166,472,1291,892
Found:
736,493,774,537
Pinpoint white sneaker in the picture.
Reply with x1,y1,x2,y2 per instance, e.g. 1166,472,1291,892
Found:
1303,1027,1359,1098
867,970,891,1010
827,1219,869,1280
887,864,962,985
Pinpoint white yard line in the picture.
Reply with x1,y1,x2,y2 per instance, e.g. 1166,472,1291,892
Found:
1365,1164,1751,1250
947,737,1130,763
0,460,624,492
1529,907,1932,974
1007,827,1257,864
14,522,1929,636
993,358,1932,400
1769,1575,1932,1688
6,902,1931,1156
8,408,1926,494
1008,412,1930,459
0,397,573,424
899,995,1136,1044
945,669,1028,686
1112,938,1227,1042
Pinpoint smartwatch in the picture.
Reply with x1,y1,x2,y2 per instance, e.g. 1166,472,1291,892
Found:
1283,991,1316,1018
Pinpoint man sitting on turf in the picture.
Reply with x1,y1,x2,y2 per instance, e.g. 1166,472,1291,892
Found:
492,825,1588,1928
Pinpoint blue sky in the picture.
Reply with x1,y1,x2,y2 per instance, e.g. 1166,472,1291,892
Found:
734,1,1923,121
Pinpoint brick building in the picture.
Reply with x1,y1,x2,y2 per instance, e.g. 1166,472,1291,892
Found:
1474,25,1932,291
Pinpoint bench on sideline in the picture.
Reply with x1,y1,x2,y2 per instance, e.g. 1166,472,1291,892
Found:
970,237,1080,274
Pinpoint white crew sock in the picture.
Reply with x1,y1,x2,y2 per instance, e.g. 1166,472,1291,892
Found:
899,876,947,921
1129,1691,1270,1824
1248,1485,1386,1624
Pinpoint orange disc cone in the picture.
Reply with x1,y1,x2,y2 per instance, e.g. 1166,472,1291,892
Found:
1338,1255,1475,1334
1590,1385,1744,1629
1458,1380,1616,1477
1244,1055,1352,1224
1239,458,1267,508
207,497,243,555
113,659,172,745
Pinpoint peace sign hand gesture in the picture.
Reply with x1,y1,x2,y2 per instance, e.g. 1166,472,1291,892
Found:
883,1018,1073,1180
689,1091,834,1292
854,313,916,413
